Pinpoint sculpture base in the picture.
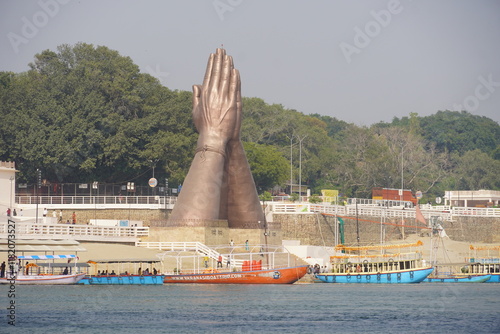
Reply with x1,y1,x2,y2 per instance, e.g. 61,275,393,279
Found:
143,220,281,246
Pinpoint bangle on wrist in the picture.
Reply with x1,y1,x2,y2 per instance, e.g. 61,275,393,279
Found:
195,145,227,159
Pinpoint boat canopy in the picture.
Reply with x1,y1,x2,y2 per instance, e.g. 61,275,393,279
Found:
18,255,78,260
35,263,90,268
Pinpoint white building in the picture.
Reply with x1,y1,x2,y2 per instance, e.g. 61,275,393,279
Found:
0,161,18,221
444,190,500,207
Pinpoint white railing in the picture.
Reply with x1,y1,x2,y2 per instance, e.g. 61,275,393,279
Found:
11,196,499,219
269,203,453,220
268,202,500,219
138,241,245,266
137,242,285,268
15,195,177,209
451,207,500,217
0,222,149,241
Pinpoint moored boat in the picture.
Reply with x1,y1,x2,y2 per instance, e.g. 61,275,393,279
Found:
78,258,164,285
425,274,491,283
465,245,500,283
160,244,308,284
424,261,491,283
315,241,434,284
163,265,308,284
79,274,164,285
0,254,86,285
0,273,86,285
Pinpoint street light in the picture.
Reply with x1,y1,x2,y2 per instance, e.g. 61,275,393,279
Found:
35,169,41,224
400,143,404,204
286,133,294,196
9,176,14,213
297,135,307,202
92,182,98,222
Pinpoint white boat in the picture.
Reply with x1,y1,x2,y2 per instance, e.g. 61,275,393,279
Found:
1,273,86,285
0,254,86,285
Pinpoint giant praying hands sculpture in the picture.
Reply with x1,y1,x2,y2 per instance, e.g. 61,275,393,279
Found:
168,48,265,228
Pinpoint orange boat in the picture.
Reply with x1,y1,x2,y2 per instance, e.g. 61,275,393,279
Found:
159,244,308,284
163,265,308,284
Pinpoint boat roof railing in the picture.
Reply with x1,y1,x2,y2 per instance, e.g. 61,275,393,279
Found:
335,240,424,252
469,245,500,251
17,254,78,260
35,263,90,268
157,244,291,259
86,258,161,264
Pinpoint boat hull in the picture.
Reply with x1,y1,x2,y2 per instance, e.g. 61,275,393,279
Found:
484,273,500,283
79,275,165,285
0,273,86,285
163,265,308,284
315,267,434,284
425,275,491,283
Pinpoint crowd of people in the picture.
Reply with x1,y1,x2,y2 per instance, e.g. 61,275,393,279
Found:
307,264,329,275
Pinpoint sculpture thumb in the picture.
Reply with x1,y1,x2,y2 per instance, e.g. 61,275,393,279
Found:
192,84,201,107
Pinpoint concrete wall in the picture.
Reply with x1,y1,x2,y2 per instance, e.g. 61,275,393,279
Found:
45,209,500,244
144,225,278,246
274,213,500,245
440,216,500,243
52,209,168,226
144,226,229,244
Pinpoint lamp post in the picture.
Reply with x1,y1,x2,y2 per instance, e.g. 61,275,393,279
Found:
297,135,307,202
92,182,98,222
127,182,134,220
400,143,404,204
35,169,41,224
286,134,294,196
9,176,14,212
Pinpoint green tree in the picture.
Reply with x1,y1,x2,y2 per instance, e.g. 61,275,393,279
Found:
0,43,195,186
419,110,500,157
259,191,273,201
243,142,289,191
452,150,500,190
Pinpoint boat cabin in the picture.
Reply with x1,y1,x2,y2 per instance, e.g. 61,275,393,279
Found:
329,241,427,274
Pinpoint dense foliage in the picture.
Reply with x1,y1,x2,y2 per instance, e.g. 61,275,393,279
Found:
1,44,499,200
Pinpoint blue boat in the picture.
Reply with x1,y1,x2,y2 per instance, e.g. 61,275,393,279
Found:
425,275,491,283
466,245,500,283
315,241,434,284
78,258,164,285
484,274,500,283
79,274,164,285
316,267,434,284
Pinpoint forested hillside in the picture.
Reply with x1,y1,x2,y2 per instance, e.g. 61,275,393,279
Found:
1,44,499,202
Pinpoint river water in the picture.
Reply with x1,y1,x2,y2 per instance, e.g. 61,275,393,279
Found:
2,283,499,333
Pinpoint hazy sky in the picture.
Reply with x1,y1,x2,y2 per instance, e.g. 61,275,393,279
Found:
1,0,499,125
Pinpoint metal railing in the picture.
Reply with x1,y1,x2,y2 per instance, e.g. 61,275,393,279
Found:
0,222,149,242
269,203,450,220
140,242,246,267
137,242,291,271
268,202,500,219
11,196,499,218
14,195,177,209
